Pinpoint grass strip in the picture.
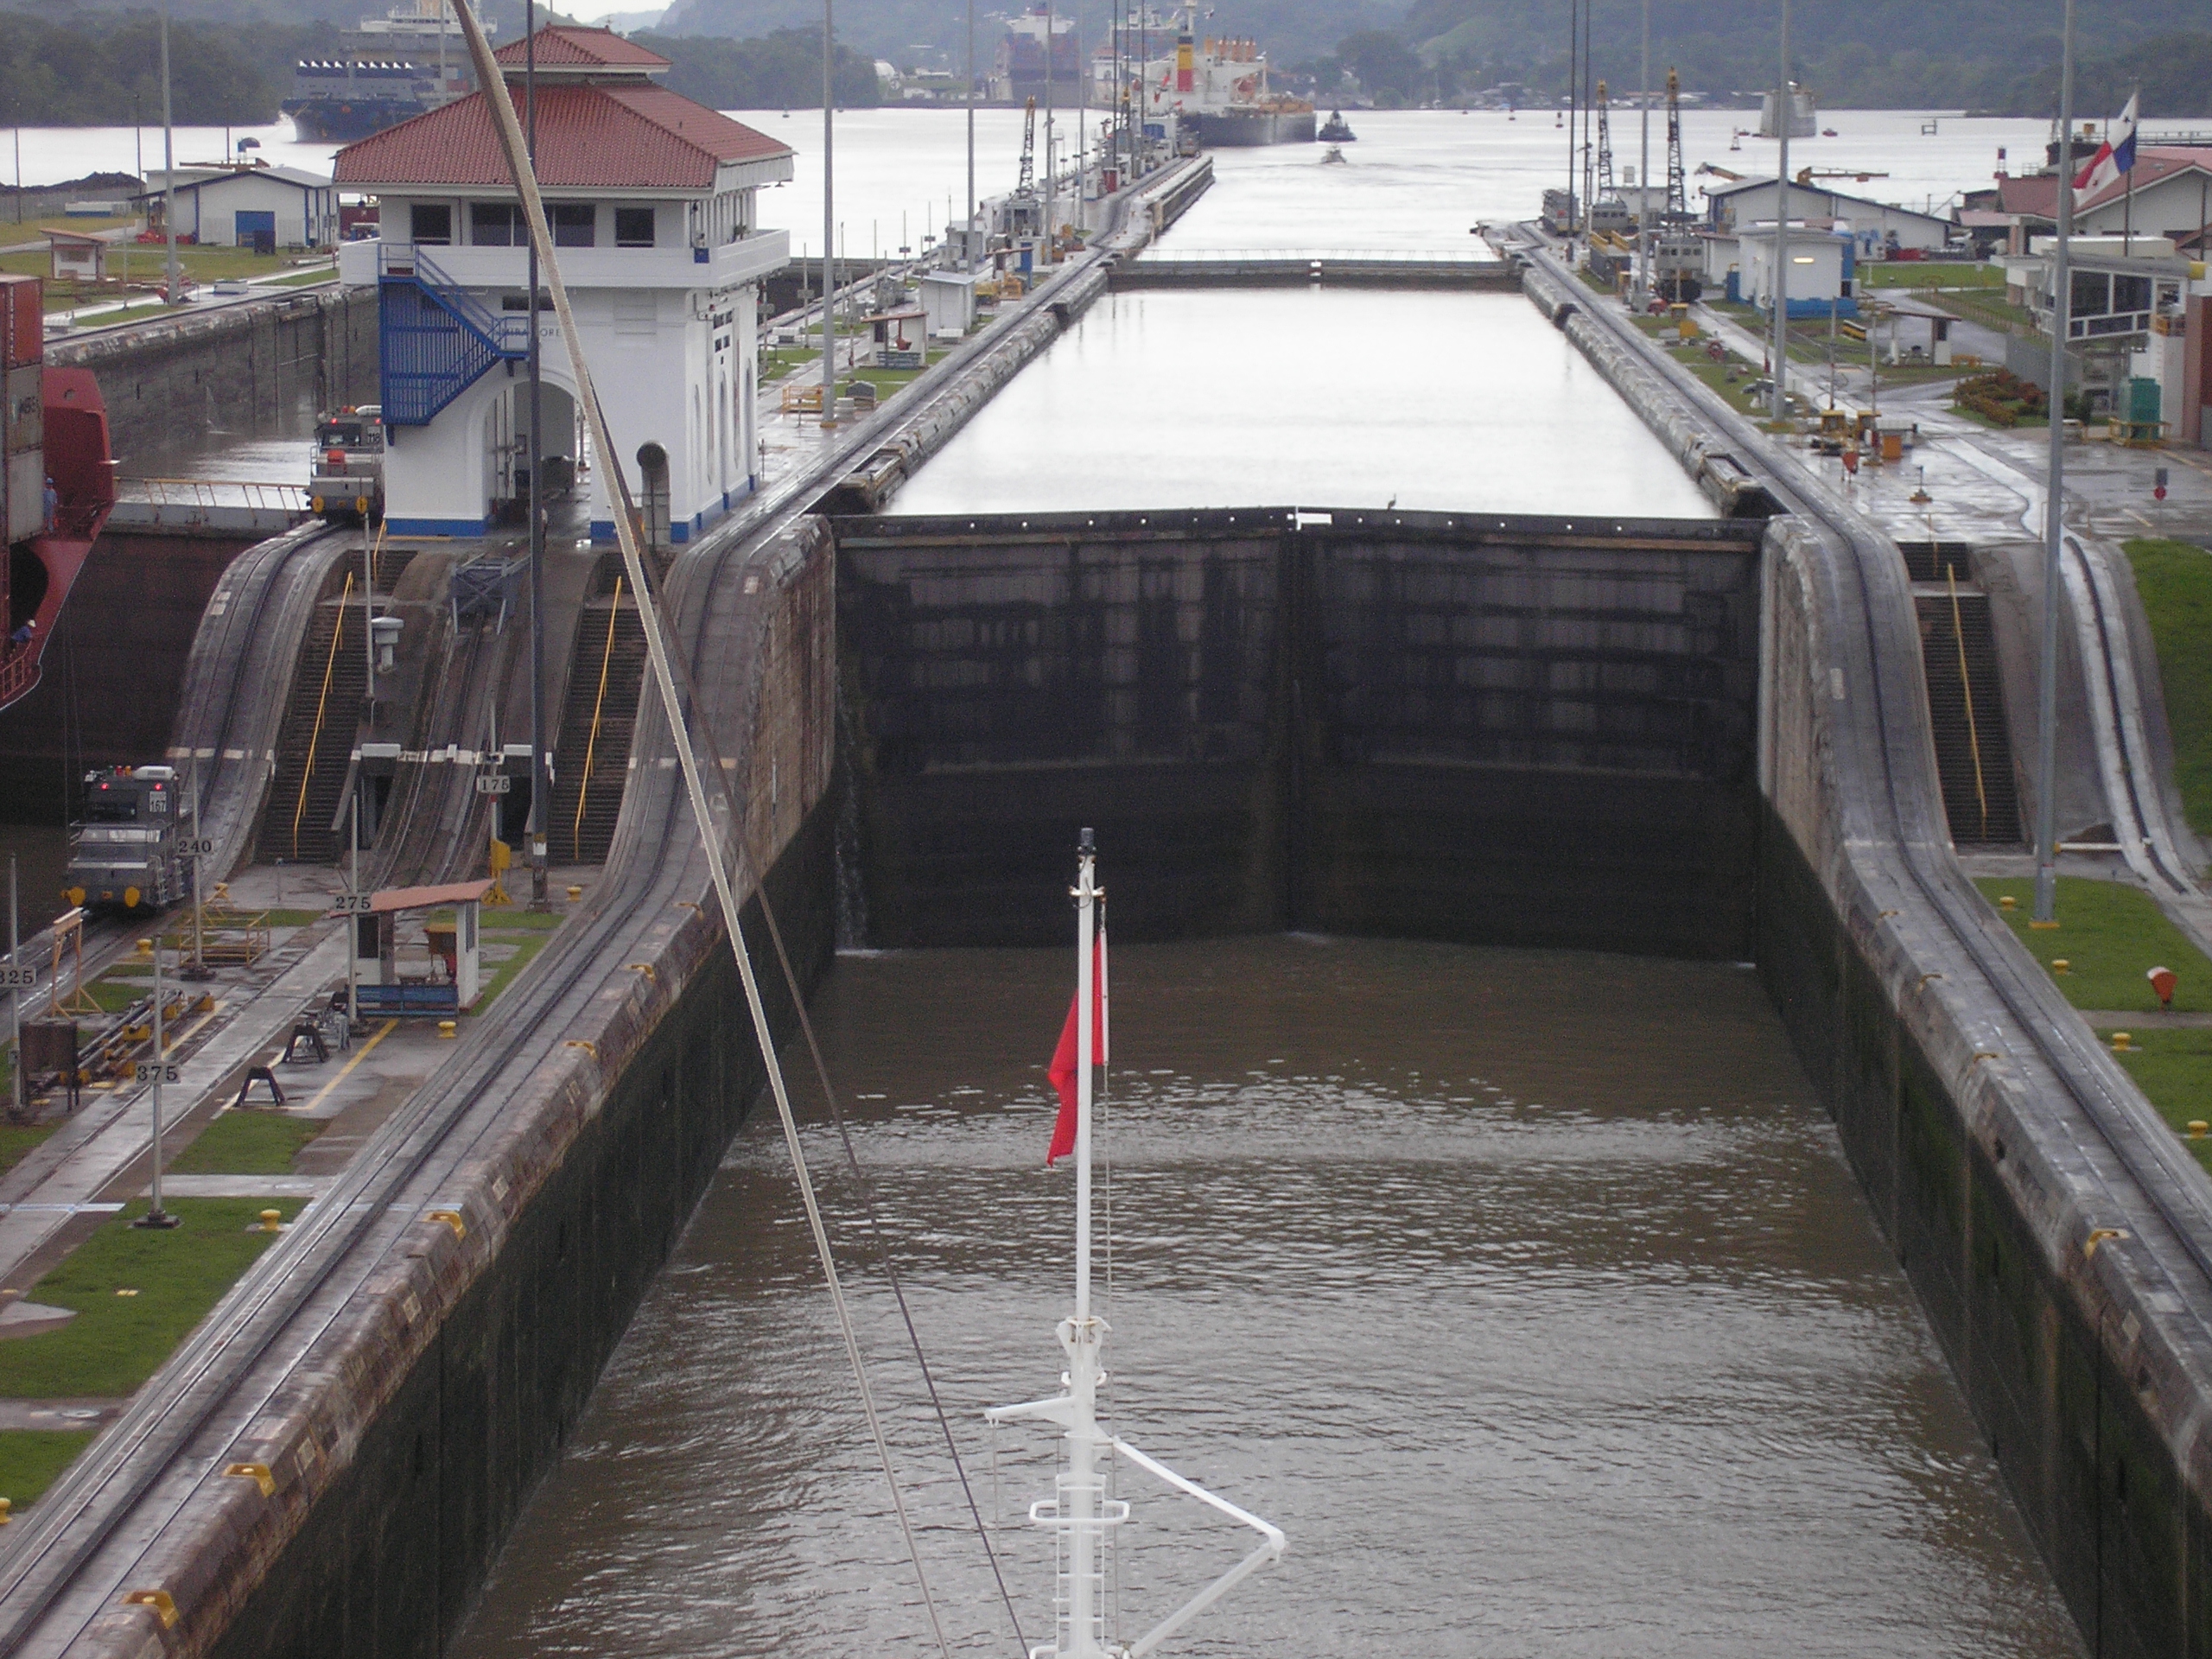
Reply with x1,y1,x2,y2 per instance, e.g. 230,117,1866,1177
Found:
1976,875,2212,1013
2099,1027,2212,1174
2122,538,2212,835
167,1110,324,1175
0,1430,98,1510
474,927,555,1012
0,1198,303,1399
0,1122,57,1179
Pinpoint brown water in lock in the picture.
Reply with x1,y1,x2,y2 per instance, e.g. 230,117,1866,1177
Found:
451,935,2083,1659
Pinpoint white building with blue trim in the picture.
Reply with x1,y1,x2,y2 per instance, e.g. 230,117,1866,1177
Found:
334,25,793,543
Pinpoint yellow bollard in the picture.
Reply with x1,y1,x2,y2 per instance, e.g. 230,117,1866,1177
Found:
567,885,582,901
2112,1033,2133,1052
2190,1122,2209,1139
258,1210,283,1232
136,938,153,957
438,1020,458,1039
0,1497,11,1525
2052,959,2070,974
1999,895,2016,910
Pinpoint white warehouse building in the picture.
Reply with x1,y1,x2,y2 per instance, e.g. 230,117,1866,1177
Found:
334,25,794,543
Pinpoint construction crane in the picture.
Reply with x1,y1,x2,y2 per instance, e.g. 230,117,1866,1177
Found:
1665,67,1688,217
1018,95,1038,196
1594,79,1615,200
1796,166,1891,183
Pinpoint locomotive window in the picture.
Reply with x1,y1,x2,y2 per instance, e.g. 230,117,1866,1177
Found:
85,798,140,823
319,422,367,447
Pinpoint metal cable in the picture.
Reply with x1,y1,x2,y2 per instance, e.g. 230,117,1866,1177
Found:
445,4,951,1652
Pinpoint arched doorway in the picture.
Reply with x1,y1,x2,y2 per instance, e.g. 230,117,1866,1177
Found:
483,380,579,526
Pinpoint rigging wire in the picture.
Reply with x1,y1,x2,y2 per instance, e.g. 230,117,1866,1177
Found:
440,3,970,1651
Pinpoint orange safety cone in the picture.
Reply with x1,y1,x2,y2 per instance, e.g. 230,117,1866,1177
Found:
2149,965,2177,1010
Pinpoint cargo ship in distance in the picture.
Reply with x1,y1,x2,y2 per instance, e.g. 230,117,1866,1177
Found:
1140,3,1314,147
281,0,491,143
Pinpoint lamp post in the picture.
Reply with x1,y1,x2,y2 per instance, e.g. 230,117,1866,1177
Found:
526,0,549,906
1770,0,1790,424
965,0,976,271
161,0,179,305
821,0,836,428
1635,0,1649,310
2032,0,2078,924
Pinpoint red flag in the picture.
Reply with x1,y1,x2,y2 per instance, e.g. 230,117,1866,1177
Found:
1046,930,1108,1166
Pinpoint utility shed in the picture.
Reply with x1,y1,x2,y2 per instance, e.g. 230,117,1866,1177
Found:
46,231,106,283
920,269,978,338
350,878,492,1015
138,165,340,250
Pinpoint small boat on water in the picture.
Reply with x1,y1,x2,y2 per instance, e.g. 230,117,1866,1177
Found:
1319,109,1356,142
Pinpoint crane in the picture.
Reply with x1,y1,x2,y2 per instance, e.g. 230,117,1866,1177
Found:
1018,95,1038,197
1665,67,1687,217
1595,79,1615,200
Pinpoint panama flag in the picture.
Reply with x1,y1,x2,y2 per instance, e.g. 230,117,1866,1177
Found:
2072,92,2139,203
1045,931,1108,1166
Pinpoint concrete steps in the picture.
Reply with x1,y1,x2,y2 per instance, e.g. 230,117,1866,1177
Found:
548,558,645,866
257,588,369,865
1916,588,2022,848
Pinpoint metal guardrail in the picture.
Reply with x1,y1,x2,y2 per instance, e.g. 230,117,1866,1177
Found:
1131,245,1501,263
120,478,311,513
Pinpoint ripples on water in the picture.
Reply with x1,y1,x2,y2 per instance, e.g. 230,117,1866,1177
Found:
454,936,2082,1659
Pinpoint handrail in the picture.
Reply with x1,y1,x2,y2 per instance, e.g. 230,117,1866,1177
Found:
291,570,353,859
1946,565,1990,840
119,478,311,512
392,243,531,354
571,575,625,861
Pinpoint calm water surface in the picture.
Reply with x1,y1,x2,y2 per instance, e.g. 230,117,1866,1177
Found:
454,937,2082,1658
889,289,1716,517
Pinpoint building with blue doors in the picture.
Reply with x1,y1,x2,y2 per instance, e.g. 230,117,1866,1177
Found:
138,164,340,250
333,24,794,543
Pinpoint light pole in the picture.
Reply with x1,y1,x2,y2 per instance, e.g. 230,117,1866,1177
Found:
161,0,179,305
526,0,549,906
1635,0,1649,310
821,0,836,426
134,934,178,1230
2032,0,2078,925
1770,0,1790,424
965,0,976,271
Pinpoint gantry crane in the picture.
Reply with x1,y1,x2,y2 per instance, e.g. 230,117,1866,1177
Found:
1595,79,1615,200
1665,67,1688,217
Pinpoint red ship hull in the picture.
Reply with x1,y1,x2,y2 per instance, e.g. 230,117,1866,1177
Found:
1,368,116,712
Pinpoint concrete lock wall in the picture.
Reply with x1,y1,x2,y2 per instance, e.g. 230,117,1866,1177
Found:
837,508,1764,957
49,285,378,462
1520,245,2212,1655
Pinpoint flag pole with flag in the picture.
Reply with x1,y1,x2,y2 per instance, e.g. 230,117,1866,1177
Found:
2071,90,2138,241
988,830,1284,1658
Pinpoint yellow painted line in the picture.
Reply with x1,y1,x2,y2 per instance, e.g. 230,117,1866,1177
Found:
296,1020,399,1116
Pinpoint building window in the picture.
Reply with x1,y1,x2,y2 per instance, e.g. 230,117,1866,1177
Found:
551,204,595,247
471,202,522,245
615,207,656,248
410,202,451,245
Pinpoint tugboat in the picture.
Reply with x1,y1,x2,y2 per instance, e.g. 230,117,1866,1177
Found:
1,276,117,714
1319,109,1356,143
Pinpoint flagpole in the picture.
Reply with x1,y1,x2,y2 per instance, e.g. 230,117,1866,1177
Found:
1070,825,1103,1657
2032,0,2076,925
2121,86,2136,254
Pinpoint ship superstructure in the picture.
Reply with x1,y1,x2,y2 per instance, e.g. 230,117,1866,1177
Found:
283,0,496,143
1135,4,1314,148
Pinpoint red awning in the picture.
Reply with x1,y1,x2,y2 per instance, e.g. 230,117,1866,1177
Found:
365,879,494,914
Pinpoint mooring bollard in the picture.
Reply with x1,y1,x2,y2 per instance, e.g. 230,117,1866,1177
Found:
258,1209,283,1232
438,1020,458,1039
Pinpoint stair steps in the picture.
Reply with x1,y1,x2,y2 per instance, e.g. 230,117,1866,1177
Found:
548,558,646,866
1916,588,2023,847
260,590,370,865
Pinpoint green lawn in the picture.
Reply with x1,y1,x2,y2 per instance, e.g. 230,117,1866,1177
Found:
2124,538,2212,835
1975,875,2212,1013
474,924,557,1010
0,1430,97,1510
0,1122,57,1179
258,265,337,289
167,1110,324,1175
1859,262,2002,290
0,1198,303,1399
2101,1027,2212,1174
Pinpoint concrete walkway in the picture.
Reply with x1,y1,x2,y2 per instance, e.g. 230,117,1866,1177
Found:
0,926,346,1289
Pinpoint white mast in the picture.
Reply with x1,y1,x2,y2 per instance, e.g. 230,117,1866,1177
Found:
990,829,1283,1659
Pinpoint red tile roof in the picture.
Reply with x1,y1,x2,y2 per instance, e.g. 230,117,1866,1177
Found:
1995,174,2060,221
2073,147,2212,215
492,24,670,72
334,84,791,191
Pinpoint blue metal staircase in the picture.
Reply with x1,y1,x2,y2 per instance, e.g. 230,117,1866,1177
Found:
378,245,531,427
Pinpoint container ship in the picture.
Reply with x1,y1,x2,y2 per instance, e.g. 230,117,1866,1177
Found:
1,276,117,713
1141,5,1314,148
281,0,491,143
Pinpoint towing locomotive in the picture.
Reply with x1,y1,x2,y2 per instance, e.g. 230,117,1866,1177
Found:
63,765,193,912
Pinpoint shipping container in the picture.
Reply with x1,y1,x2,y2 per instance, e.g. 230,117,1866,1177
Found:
0,274,43,369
